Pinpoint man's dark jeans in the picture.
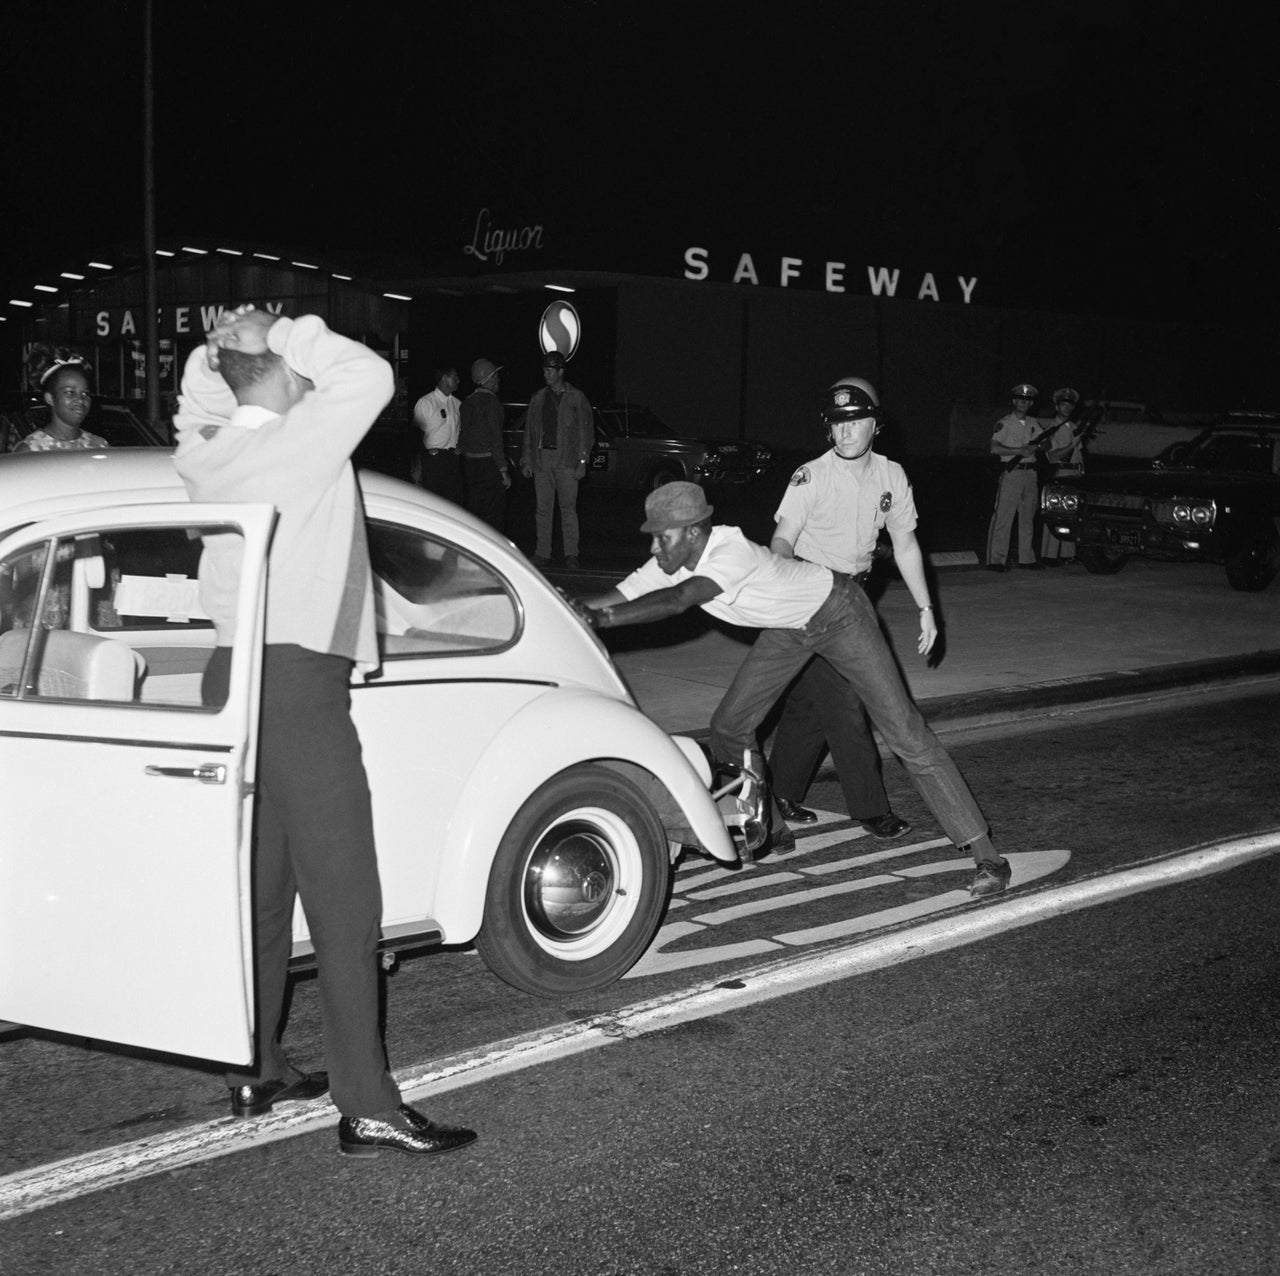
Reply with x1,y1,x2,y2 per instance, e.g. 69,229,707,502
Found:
709,576,988,849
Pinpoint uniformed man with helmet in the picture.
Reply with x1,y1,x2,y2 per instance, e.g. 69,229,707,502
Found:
458,357,511,530
765,376,933,839
986,382,1049,571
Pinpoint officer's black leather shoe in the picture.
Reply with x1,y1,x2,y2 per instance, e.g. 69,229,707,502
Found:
859,812,913,840
230,1070,330,1118
776,797,818,824
338,1104,478,1158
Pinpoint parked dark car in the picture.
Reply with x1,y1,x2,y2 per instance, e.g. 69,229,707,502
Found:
503,402,773,492
1040,417,1280,591
1,394,173,450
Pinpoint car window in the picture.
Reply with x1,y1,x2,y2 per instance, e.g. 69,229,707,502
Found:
90,407,162,448
1188,434,1276,474
367,520,519,658
0,523,234,708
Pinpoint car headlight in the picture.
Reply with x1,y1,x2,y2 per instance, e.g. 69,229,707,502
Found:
1154,498,1216,529
1041,487,1080,513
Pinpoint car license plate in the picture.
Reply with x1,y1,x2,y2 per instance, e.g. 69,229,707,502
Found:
1114,528,1140,549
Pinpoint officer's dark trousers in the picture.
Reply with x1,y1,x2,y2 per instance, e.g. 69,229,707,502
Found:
710,577,988,850
209,644,402,1118
768,654,892,819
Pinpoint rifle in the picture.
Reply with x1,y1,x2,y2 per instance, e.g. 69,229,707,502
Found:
1000,421,1060,472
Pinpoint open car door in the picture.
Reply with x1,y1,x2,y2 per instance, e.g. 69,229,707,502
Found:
0,502,274,1065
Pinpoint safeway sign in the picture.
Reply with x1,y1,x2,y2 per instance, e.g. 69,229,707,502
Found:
539,301,580,362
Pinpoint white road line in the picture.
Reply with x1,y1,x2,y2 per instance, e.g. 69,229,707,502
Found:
693,873,901,924
685,871,805,900
3,830,1277,1222
799,837,952,876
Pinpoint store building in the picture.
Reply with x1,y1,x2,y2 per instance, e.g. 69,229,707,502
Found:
7,217,1275,459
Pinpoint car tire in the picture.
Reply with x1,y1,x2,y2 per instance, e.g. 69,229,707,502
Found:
647,466,683,492
1225,531,1279,592
475,764,671,997
1078,546,1128,575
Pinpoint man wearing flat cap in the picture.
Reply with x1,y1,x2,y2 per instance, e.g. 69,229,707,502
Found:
579,482,1015,897
520,350,593,569
987,383,1051,571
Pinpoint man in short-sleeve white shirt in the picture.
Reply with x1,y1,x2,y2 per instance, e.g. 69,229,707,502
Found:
581,481,1013,897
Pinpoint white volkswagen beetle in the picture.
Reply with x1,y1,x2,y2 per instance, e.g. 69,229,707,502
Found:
0,449,755,1067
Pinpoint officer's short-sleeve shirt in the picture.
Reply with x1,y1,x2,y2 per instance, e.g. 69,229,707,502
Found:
774,450,917,574
990,412,1040,453
615,525,831,629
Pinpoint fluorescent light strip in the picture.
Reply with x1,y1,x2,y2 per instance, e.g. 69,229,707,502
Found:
9,299,33,307
253,252,281,261
34,285,57,293
88,262,112,270
61,272,85,280
383,292,411,301
216,247,242,256
155,249,175,257
291,261,317,270
182,246,208,255
544,283,576,293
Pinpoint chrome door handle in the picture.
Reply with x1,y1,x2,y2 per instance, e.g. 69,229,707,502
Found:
145,764,227,784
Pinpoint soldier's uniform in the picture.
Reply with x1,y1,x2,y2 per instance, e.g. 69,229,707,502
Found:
986,382,1044,569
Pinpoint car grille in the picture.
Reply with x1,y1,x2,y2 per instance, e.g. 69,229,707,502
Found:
1084,492,1145,516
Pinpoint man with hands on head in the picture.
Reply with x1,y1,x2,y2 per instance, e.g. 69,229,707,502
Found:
577,479,1014,896
173,305,476,1159
766,377,924,840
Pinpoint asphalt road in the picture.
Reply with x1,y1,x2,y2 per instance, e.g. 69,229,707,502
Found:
2,685,1278,1273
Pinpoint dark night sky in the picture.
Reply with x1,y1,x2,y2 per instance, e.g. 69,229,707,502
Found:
4,0,1278,323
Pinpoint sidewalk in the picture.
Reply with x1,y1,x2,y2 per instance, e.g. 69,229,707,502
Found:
554,557,1280,737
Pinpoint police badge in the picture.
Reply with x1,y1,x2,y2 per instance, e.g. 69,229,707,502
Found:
789,466,812,486
879,491,892,512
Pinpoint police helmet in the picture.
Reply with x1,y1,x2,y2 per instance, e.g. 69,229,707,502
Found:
1011,383,1038,400
821,376,881,426
1053,386,1080,405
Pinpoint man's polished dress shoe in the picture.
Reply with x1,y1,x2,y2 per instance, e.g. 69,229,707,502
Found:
859,812,913,840
230,1070,330,1118
338,1104,478,1158
776,797,818,824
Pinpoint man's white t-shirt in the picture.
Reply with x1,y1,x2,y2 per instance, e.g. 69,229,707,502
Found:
615,525,832,630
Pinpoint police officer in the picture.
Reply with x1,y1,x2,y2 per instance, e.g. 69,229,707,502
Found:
986,382,1049,571
765,376,922,839
1040,386,1085,563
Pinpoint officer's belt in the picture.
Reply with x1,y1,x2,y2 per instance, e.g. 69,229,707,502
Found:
831,570,871,590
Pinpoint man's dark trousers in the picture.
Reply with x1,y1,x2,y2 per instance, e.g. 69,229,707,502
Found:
769,655,893,819
212,644,401,1118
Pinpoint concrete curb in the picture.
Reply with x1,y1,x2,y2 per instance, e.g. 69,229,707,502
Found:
923,650,1280,731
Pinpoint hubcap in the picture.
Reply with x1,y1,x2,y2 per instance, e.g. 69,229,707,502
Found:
524,821,618,939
